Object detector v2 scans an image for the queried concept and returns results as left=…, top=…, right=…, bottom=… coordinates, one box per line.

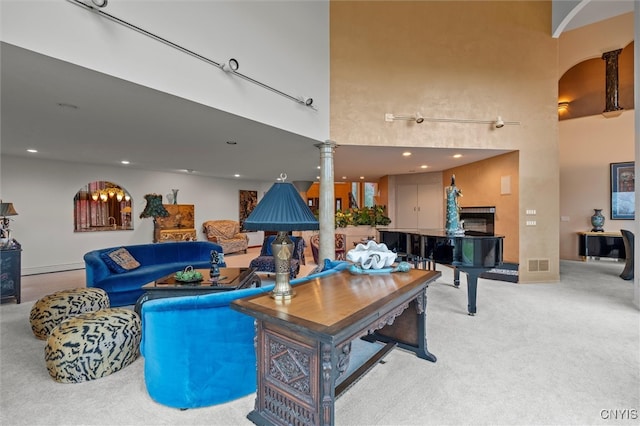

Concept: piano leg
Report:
left=461, top=268, right=485, bottom=316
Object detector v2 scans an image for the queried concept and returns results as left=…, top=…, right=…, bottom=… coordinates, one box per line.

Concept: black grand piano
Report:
left=378, top=228, right=504, bottom=315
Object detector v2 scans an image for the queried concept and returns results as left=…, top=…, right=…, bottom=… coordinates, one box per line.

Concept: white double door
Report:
left=396, top=183, right=442, bottom=229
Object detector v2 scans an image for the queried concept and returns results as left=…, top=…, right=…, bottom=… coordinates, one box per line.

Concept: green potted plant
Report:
left=335, top=205, right=391, bottom=227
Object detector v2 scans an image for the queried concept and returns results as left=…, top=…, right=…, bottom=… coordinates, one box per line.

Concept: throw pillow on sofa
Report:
left=100, top=248, right=141, bottom=274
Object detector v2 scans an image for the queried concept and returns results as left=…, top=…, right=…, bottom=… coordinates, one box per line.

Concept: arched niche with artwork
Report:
left=74, top=181, right=134, bottom=232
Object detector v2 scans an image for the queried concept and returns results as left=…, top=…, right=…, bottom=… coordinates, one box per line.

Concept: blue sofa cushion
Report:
left=100, top=247, right=141, bottom=273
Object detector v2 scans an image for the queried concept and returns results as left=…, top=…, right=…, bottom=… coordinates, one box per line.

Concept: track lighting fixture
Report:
left=386, top=113, right=519, bottom=128
left=298, top=96, right=313, bottom=106
left=87, top=0, right=107, bottom=7
left=221, top=58, right=239, bottom=72
left=67, top=0, right=316, bottom=110
left=385, top=113, right=418, bottom=122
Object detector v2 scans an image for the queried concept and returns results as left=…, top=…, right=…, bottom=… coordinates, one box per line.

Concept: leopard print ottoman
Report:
left=45, top=308, right=141, bottom=383
left=30, top=288, right=110, bottom=340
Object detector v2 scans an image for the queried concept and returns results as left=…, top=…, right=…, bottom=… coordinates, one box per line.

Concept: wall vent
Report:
left=528, top=259, right=550, bottom=272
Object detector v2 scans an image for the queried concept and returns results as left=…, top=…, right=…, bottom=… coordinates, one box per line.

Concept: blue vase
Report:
left=591, top=209, right=605, bottom=232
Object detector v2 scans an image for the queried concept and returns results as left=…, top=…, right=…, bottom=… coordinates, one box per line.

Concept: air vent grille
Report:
left=528, top=259, right=550, bottom=272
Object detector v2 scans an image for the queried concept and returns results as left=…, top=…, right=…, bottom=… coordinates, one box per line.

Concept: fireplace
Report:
left=460, top=206, right=495, bottom=234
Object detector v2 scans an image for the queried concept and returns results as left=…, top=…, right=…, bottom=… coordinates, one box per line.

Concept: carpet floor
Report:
left=1, top=260, right=638, bottom=425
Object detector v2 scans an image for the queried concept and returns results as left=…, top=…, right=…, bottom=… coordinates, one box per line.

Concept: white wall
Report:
left=2, top=155, right=271, bottom=274
left=0, top=0, right=329, bottom=142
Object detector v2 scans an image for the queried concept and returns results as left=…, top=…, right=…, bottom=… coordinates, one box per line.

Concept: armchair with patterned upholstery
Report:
left=249, top=235, right=306, bottom=279
left=310, top=233, right=346, bottom=265
left=202, top=220, right=249, bottom=255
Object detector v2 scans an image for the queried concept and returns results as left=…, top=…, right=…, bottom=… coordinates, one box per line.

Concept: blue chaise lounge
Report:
left=139, top=259, right=351, bottom=409
left=83, top=241, right=225, bottom=307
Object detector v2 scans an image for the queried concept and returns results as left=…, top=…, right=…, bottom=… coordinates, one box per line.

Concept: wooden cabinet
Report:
left=1, top=241, right=22, bottom=304
left=396, top=183, right=442, bottom=229
left=577, top=231, right=625, bottom=260
left=155, top=204, right=197, bottom=242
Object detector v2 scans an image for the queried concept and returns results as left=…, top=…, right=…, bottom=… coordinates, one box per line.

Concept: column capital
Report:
left=314, top=140, right=338, bottom=149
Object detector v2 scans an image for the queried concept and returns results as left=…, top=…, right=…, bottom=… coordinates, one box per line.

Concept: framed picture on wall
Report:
left=610, top=162, right=635, bottom=220
left=239, top=190, right=258, bottom=231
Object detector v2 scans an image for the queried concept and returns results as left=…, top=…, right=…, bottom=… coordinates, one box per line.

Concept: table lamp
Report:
left=0, top=201, right=18, bottom=243
left=243, top=175, right=319, bottom=300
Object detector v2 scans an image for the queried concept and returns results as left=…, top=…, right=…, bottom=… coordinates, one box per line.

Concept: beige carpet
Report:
left=1, top=260, right=638, bottom=425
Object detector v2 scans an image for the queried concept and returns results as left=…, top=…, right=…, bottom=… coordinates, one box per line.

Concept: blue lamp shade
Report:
left=243, top=182, right=319, bottom=232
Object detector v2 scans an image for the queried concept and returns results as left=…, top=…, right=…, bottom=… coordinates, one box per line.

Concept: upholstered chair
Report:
left=249, top=235, right=306, bottom=279
left=310, top=233, right=346, bottom=265
left=202, top=220, right=248, bottom=254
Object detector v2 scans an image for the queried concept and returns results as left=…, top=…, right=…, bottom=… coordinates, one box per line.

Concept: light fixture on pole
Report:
left=385, top=113, right=520, bottom=128
left=298, top=96, right=314, bottom=107
left=243, top=174, right=319, bottom=301
left=222, top=58, right=239, bottom=72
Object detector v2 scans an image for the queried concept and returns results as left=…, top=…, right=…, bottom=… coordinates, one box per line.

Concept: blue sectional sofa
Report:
left=139, top=259, right=351, bottom=410
left=83, top=241, right=225, bottom=307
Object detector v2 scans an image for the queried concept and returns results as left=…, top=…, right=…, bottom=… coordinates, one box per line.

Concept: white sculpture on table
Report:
left=346, top=240, right=396, bottom=270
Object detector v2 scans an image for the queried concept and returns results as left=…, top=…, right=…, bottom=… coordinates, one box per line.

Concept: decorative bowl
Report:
left=175, top=266, right=203, bottom=283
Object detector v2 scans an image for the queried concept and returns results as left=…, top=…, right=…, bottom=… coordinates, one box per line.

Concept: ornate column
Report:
left=601, top=48, right=624, bottom=118
left=315, top=140, right=337, bottom=263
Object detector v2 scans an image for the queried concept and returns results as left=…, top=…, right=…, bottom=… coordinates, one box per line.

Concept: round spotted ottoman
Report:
left=30, top=288, right=110, bottom=340
left=45, top=308, right=141, bottom=383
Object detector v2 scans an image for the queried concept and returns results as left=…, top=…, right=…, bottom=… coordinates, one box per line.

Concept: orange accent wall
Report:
left=443, top=152, right=520, bottom=264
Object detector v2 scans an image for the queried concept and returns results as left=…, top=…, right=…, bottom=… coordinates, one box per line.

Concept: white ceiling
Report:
left=1, top=2, right=631, bottom=183
left=561, top=0, right=634, bottom=32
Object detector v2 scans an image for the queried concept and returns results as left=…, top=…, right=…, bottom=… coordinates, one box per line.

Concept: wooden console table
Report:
left=577, top=231, right=625, bottom=261
left=232, top=268, right=441, bottom=426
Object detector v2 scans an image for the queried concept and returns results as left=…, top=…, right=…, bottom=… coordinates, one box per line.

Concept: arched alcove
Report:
left=558, top=41, right=634, bottom=120
left=74, top=181, right=134, bottom=232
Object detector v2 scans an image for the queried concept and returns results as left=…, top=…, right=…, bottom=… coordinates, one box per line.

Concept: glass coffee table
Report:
left=134, top=267, right=260, bottom=314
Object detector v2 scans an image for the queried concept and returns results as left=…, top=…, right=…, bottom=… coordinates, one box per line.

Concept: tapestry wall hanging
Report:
left=239, top=190, right=258, bottom=231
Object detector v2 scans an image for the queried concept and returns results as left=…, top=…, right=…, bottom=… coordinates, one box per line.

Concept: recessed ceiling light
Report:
left=453, top=154, right=462, bottom=158
left=316, top=176, right=320, bottom=180
left=402, top=152, right=412, bottom=157
left=360, top=176, right=365, bottom=180
left=317, top=166, right=321, bottom=169
left=342, top=176, right=347, bottom=180
left=27, top=149, right=38, bottom=153
left=121, top=160, right=130, bottom=165
left=226, top=141, right=237, bottom=145
left=234, top=174, right=240, bottom=178
left=420, top=165, right=428, bottom=169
